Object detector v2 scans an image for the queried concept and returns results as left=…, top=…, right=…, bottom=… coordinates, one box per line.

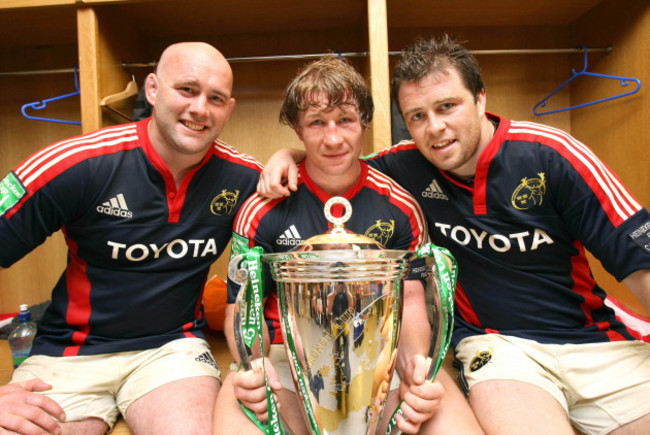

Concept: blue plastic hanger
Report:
left=21, top=66, right=81, bottom=125
left=533, top=46, right=641, bottom=116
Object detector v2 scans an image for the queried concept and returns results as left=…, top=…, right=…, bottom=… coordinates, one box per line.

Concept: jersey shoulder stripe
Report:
left=508, top=120, right=641, bottom=226
left=16, top=124, right=139, bottom=188
left=233, top=193, right=280, bottom=238
left=366, top=166, right=428, bottom=248
left=363, top=140, right=417, bottom=159
left=213, top=140, right=263, bottom=172
left=7, top=124, right=140, bottom=219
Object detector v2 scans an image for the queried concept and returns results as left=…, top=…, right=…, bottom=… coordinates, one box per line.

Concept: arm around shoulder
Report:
left=257, top=148, right=305, bottom=198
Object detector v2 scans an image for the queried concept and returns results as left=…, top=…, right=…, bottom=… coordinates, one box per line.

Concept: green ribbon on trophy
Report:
left=237, top=246, right=285, bottom=435
left=383, top=243, right=457, bottom=435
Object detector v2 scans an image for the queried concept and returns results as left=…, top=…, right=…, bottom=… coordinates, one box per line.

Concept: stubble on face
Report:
left=297, top=99, right=364, bottom=196
left=147, top=42, right=234, bottom=164
left=399, top=69, right=489, bottom=180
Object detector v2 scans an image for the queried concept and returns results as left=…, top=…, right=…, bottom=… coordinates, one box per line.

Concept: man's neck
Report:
left=148, top=120, right=206, bottom=188
left=305, top=161, right=361, bottom=197
left=447, top=114, right=496, bottom=184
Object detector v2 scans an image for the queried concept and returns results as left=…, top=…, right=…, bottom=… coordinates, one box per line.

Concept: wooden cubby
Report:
left=1, top=0, right=649, bottom=317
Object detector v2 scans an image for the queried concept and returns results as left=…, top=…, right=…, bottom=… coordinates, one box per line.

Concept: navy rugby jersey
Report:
left=227, top=161, right=428, bottom=344
left=365, top=113, right=650, bottom=347
left=0, top=119, right=262, bottom=356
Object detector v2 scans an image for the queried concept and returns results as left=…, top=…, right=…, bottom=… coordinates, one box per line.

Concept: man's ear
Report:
left=476, top=88, right=487, bottom=117
left=144, top=73, right=158, bottom=106
left=294, top=127, right=304, bottom=142
left=224, top=98, right=236, bottom=122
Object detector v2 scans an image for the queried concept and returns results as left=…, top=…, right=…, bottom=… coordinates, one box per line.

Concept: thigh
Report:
left=419, top=368, right=483, bottom=434
left=12, top=354, right=120, bottom=430
left=562, top=340, right=650, bottom=435
left=455, top=334, right=568, bottom=409
left=470, top=379, right=574, bottom=435
left=456, top=334, right=575, bottom=435
left=117, top=338, right=221, bottom=435
left=116, top=338, right=221, bottom=414
left=125, top=376, right=219, bottom=435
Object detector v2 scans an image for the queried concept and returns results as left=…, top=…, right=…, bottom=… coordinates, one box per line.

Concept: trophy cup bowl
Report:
left=231, top=197, right=455, bottom=435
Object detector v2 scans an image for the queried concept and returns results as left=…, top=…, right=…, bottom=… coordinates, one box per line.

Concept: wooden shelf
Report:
left=387, top=0, right=604, bottom=28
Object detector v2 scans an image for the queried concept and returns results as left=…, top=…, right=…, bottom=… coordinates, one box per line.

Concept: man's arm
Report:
left=396, top=280, right=430, bottom=377
left=622, top=269, right=650, bottom=316
left=258, top=148, right=305, bottom=198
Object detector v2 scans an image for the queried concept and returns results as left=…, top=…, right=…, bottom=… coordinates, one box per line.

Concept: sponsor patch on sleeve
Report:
left=628, top=220, right=650, bottom=254
left=0, top=172, right=26, bottom=217
left=230, top=232, right=250, bottom=259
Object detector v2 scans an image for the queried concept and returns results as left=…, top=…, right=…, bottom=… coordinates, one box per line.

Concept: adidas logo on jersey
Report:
left=422, top=179, right=448, bottom=200
left=97, top=193, right=133, bottom=218
left=277, top=224, right=302, bottom=246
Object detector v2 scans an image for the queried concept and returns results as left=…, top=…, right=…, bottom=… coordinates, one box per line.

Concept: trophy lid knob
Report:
left=324, top=196, right=352, bottom=230
left=293, top=196, right=384, bottom=251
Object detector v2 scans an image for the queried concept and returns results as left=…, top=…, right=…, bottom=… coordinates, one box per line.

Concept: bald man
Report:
left=0, top=42, right=263, bottom=434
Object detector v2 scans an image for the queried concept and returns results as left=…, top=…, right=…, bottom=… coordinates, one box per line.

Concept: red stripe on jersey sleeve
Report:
left=509, top=122, right=641, bottom=227
left=8, top=125, right=140, bottom=220
left=213, top=140, right=264, bottom=172
left=364, top=141, right=419, bottom=159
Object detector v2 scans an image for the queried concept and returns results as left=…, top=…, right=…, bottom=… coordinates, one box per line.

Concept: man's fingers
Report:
left=260, top=360, right=283, bottom=392
left=0, top=383, right=65, bottom=435
left=19, top=378, right=53, bottom=393
left=395, top=412, right=421, bottom=435
left=410, top=354, right=432, bottom=385
left=23, top=392, right=66, bottom=423
left=286, top=163, right=298, bottom=192
left=0, top=407, right=63, bottom=435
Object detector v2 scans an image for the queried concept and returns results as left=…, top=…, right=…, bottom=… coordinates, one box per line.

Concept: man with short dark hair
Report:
left=260, top=35, right=650, bottom=435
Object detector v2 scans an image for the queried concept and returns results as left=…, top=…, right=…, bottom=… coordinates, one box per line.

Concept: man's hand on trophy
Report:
left=232, top=357, right=283, bottom=422
left=397, top=354, right=444, bottom=434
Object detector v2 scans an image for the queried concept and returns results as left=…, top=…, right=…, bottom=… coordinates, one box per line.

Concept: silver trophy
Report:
left=230, top=197, right=456, bottom=435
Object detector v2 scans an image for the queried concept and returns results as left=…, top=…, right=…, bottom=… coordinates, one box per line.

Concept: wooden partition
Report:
left=571, top=0, right=650, bottom=314
left=0, top=0, right=648, bottom=316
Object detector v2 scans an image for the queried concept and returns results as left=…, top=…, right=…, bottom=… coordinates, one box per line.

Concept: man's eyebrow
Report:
left=174, top=79, right=230, bottom=99
left=402, top=105, right=424, bottom=117
left=403, top=97, right=456, bottom=115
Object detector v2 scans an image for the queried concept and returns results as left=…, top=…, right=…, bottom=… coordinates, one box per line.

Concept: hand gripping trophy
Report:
left=229, top=197, right=457, bottom=434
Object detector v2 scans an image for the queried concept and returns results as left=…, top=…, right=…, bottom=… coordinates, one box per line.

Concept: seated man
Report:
left=0, top=42, right=262, bottom=434
left=258, top=35, right=650, bottom=435
left=213, top=56, right=483, bottom=434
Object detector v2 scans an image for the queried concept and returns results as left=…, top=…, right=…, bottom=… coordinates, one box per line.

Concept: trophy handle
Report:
left=229, top=254, right=253, bottom=371
left=384, top=243, right=457, bottom=435
left=421, top=245, right=456, bottom=382
left=228, top=251, right=288, bottom=435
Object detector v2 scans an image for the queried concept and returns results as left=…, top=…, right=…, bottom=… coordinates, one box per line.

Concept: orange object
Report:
left=203, top=275, right=228, bottom=331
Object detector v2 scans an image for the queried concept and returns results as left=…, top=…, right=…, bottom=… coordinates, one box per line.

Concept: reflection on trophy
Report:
left=231, top=197, right=456, bottom=435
